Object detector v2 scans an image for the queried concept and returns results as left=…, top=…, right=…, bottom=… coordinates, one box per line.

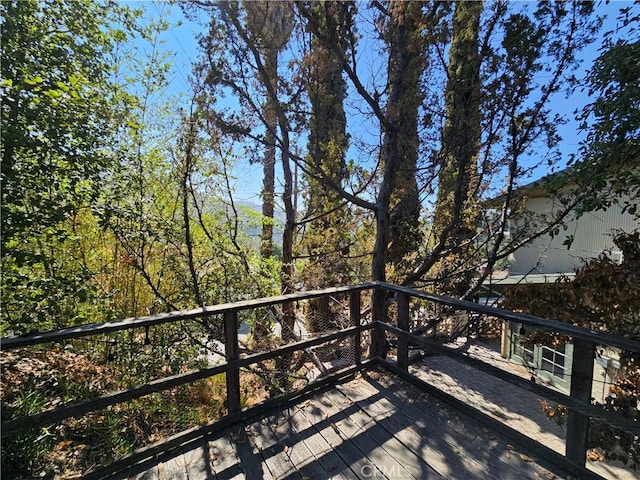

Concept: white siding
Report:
left=509, top=194, right=638, bottom=275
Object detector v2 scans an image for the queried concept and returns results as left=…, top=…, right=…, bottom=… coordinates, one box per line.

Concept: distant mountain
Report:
left=233, top=200, right=285, bottom=246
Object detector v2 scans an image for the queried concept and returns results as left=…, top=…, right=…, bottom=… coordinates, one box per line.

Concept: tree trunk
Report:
left=384, top=1, right=425, bottom=280
left=261, top=53, right=277, bottom=259
left=432, top=1, right=482, bottom=297
left=370, top=1, right=426, bottom=357
left=302, top=1, right=350, bottom=332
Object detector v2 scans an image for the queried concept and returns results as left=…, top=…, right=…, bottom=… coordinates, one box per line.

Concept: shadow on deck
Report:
left=2, top=282, right=639, bottom=479
left=120, top=369, right=565, bottom=480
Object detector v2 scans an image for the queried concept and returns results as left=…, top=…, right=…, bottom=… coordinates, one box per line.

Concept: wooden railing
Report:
left=2, top=282, right=639, bottom=480
left=376, top=282, right=640, bottom=479
left=2, top=284, right=377, bottom=479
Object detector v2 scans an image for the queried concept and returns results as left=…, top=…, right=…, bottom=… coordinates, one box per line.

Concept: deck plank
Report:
left=128, top=463, right=159, bottom=480
left=227, top=423, right=267, bottom=479
left=181, top=437, right=211, bottom=479
left=122, top=370, right=580, bottom=480
left=207, top=428, right=246, bottom=480
left=295, top=391, right=380, bottom=477
left=321, top=387, right=442, bottom=479
left=245, top=415, right=301, bottom=480
left=361, top=371, right=561, bottom=480
left=264, top=406, right=335, bottom=480
left=338, top=375, right=504, bottom=479
left=336, top=377, right=482, bottom=479
left=157, top=447, right=188, bottom=480
left=304, top=386, right=436, bottom=479
left=284, top=399, right=355, bottom=480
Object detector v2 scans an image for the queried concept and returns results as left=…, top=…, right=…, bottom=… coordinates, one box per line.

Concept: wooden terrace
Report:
left=116, top=370, right=575, bottom=480
left=2, top=282, right=639, bottom=479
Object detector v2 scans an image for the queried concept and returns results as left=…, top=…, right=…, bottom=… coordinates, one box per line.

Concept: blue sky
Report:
left=138, top=0, right=636, bottom=204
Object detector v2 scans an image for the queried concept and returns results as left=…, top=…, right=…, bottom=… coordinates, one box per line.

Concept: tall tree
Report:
left=407, top=2, right=599, bottom=300
left=382, top=1, right=426, bottom=279
left=298, top=1, right=442, bottom=289
left=190, top=1, right=601, bottom=354
left=298, top=1, right=435, bottom=356
left=296, top=2, right=600, bottom=361
left=431, top=1, right=482, bottom=297
left=298, top=1, right=352, bottom=330
left=190, top=1, right=301, bottom=350
left=244, top=1, right=294, bottom=259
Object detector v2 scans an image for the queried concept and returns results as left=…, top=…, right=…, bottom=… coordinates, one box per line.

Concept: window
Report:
left=540, top=344, right=566, bottom=379
left=509, top=322, right=572, bottom=393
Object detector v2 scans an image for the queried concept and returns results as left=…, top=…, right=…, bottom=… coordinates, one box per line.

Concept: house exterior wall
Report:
left=499, top=181, right=636, bottom=403
left=509, top=194, right=637, bottom=275
left=502, top=321, right=624, bottom=402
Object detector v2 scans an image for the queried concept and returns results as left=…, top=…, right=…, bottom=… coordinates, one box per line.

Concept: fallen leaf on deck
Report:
left=519, top=453, right=533, bottom=462
left=587, top=449, right=605, bottom=462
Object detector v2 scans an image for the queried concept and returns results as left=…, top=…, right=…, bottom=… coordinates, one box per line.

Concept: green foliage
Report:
left=1, top=0, right=130, bottom=243
left=570, top=7, right=640, bottom=217
left=0, top=423, right=55, bottom=479
left=501, top=231, right=640, bottom=468
left=0, top=0, right=139, bottom=333
left=1, top=2, right=282, bottom=477
left=1, top=0, right=275, bottom=334
left=106, top=106, right=283, bottom=315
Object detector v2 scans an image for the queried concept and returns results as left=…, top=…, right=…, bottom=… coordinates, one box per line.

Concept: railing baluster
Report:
left=397, top=293, right=409, bottom=372
left=350, top=290, right=361, bottom=365
left=224, top=310, right=241, bottom=414
left=566, top=337, right=595, bottom=467
left=370, top=286, right=388, bottom=358
left=4, top=281, right=639, bottom=480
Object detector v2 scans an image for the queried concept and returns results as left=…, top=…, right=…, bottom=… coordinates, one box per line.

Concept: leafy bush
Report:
left=501, top=231, right=640, bottom=469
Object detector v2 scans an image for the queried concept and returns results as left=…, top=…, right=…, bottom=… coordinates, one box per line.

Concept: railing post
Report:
left=397, top=293, right=409, bottom=372
left=224, top=311, right=241, bottom=414
left=370, top=286, right=388, bottom=358
left=566, top=337, right=595, bottom=466
left=350, top=290, right=362, bottom=366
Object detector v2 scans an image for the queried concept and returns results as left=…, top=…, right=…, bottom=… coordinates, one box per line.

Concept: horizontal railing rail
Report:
left=82, top=361, right=375, bottom=480
left=376, top=282, right=640, bottom=476
left=380, top=322, right=640, bottom=437
left=0, top=324, right=372, bottom=437
left=378, top=282, right=640, bottom=352
left=5, top=281, right=637, bottom=353
left=2, top=281, right=638, bottom=479
left=0, top=283, right=376, bottom=350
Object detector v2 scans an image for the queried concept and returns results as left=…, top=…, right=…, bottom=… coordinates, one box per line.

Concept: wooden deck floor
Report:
left=118, top=370, right=572, bottom=480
